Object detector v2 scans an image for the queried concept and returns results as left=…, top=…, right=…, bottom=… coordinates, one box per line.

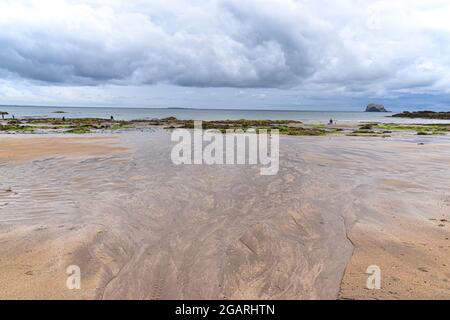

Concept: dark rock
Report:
left=365, top=104, right=388, bottom=112
left=392, top=111, right=450, bottom=120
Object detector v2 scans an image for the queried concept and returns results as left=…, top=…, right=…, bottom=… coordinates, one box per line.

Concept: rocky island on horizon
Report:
left=365, top=103, right=389, bottom=112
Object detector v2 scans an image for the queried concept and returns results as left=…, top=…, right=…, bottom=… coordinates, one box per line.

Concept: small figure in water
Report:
left=329, top=118, right=334, bottom=125
left=111, top=115, right=114, bottom=121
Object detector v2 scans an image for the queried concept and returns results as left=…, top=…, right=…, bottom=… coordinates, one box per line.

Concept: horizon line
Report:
left=0, top=104, right=399, bottom=113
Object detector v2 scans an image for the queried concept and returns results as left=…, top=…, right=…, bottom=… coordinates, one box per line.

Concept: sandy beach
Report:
left=0, top=130, right=449, bottom=299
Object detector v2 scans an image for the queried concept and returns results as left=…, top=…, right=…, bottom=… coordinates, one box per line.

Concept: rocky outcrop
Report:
left=392, top=111, right=450, bottom=120
left=365, top=104, right=388, bottom=112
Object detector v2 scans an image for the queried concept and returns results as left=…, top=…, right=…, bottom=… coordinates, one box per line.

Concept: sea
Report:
left=1, top=105, right=449, bottom=124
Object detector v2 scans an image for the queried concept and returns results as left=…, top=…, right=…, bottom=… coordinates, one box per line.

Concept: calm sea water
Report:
left=1, top=106, right=449, bottom=124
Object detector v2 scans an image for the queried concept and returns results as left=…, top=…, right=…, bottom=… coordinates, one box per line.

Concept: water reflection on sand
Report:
left=0, top=130, right=449, bottom=299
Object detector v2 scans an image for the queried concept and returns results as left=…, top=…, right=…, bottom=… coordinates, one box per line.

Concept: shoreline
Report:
left=1, top=117, right=449, bottom=138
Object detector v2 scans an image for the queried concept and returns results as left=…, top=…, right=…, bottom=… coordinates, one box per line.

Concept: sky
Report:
left=1, top=0, right=450, bottom=111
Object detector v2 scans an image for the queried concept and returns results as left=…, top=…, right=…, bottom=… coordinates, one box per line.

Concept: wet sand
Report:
left=0, top=132, right=449, bottom=299
left=0, top=136, right=126, bottom=162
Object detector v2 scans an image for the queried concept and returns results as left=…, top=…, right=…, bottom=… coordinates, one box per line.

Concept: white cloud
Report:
left=0, top=0, right=450, bottom=107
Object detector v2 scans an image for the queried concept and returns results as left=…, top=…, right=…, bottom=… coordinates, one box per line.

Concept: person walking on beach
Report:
left=329, top=118, right=334, bottom=125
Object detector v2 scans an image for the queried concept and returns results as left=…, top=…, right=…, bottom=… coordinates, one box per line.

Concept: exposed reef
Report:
left=392, top=111, right=450, bottom=120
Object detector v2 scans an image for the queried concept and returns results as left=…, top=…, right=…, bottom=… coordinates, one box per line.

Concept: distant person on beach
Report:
left=329, top=118, right=333, bottom=125
left=111, top=116, right=114, bottom=121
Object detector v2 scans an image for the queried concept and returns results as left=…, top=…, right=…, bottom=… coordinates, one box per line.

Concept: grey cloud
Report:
left=0, top=0, right=450, bottom=99
left=0, top=0, right=323, bottom=88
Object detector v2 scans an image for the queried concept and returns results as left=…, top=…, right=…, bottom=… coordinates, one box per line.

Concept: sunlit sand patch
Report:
left=0, top=136, right=127, bottom=162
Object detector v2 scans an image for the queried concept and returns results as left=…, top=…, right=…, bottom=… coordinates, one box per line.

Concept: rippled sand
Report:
left=0, top=131, right=449, bottom=299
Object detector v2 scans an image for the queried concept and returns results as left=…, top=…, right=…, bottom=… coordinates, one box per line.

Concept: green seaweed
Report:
left=0, top=125, right=35, bottom=132
left=110, top=123, right=135, bottom=130
left=375, top=123, right=450, bottom=132
left=66, top=127, right=92, bottom=134
left=348, top=129, right=390, bottom=137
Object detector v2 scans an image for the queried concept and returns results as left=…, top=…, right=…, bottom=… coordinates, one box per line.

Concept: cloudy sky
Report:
left=1, top=0, right=450, bottom=111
